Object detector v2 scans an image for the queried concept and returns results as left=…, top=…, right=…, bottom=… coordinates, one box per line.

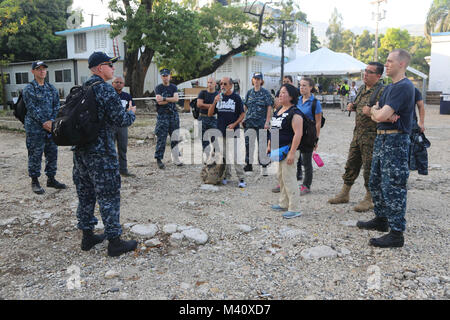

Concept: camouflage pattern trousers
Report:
left=342, top=132, right=376, bottom=189
left=26, top=129, right=58, bottom=178
left=73, top=151, right=122, bottom=240
left=154, top=112, right=180, bottom=160
left=369, top=134, right=410, bottom=232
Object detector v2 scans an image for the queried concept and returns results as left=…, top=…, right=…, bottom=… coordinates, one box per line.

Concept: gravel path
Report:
left=0, top=105, right=448, bottom=300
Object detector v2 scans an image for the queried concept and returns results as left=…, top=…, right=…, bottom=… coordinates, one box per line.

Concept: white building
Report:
left=2, top=6, right=311, bottom=102
left=428, top=32, right=450, bottom=94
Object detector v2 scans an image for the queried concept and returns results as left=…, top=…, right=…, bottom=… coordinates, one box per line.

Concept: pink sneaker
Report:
left=300, top=185, right=310, bottom=196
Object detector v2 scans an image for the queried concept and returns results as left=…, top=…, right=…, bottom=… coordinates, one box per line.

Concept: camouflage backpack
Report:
left=201, top=162, right=226, bottom=185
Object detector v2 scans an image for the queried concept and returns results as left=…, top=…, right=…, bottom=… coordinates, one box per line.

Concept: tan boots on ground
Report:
left=328, top=184, right=351, bottom=204
left=354, top=191, right=374, bottom=212
left=328, top=184, right=374, bottom=212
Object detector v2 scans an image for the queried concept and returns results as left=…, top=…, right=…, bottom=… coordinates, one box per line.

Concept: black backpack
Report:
left=190, top=98, right=199, bottom=119
left=288, top=107, right=318, bottom=151
left=13, top=92, right=27, bottom=124
left=311, top=98, right=325, bottom=128
left=51, top=81, right=102, bottom=146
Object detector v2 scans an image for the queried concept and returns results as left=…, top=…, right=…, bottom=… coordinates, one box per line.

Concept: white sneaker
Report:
left=261, top=166, right=268, bottom=176
left=238, top=180, right=246, bottom=188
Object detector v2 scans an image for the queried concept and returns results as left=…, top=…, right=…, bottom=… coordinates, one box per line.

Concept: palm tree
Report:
left=425, top=0, right=450, bottom=39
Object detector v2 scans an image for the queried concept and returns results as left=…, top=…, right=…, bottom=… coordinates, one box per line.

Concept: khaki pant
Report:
left=278, top=151, right=301, bottom=211
left=340, top=95, right=348, bottom=111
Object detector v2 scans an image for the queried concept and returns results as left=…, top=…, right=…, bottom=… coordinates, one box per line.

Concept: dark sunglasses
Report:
left=220, top=82, right=229, bottom=85
left=364, top=69, right=378, bottom=74
left=100, top=63, right=113, bottom=68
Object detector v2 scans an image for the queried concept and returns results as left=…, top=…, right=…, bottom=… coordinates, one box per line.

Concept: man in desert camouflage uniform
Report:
left=328, top=62, right=385, bottom=212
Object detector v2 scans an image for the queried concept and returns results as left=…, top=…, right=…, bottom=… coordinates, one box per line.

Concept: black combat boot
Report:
left=107, top=237, right=138, bottom=257
left=243, top=164, right=253, bottom=172
left=31, top=177, right=45, bottom=195
left=369, top=230, right=404, bottom=248
left=47, top=177, right=67, bottom=189
left=356, top=216, right=389, bottom=232
left=156, top=159, right=165, bottom=170
left=81, top=230, right=106, bottom=251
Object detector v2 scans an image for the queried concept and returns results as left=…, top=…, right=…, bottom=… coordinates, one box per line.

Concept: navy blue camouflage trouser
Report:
left=154, top=112, right=180, bottom=160
left=369, top=134, right=410, bottom=232
left=198, top=115, right=217, bottom=153
left=73, top=151, right=122, bottom=240
left=26, top=129, right=58, bottom=178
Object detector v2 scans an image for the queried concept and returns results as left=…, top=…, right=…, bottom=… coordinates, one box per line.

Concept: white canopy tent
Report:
left=266, top=47, right=367, bottom=76
left=266, top=47, right=428, bottom=95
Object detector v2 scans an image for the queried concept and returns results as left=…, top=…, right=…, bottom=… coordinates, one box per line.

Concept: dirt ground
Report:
left=0, top=104, right=448, bottom=300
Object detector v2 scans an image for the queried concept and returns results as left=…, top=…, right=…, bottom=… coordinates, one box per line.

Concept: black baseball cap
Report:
left=160, top=68, right=171, bottom=76
left=88, top=52, right=119, bottom=68
left=253, top=72, right=263, bottom=80
left=32, top=61, right=48, bottom=70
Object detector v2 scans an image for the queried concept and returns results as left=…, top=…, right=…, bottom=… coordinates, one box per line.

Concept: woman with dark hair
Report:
left=298, top=77, right=323, bottom=195
left=268, top=84, right=303, bottom=219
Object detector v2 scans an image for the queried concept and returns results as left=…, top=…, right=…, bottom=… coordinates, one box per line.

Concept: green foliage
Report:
left=326, top=8, right=344, bottom=51
left=378, top=28, right=411, bottom=62
left=0, top=0, right=73, bottom=62
left=425, top=0, right=450, bottom=39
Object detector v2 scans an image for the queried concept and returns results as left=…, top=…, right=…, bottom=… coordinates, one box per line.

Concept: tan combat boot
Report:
left=354, top=191, right=374, bottom=212
left=328, top=184, right=351, bottom=204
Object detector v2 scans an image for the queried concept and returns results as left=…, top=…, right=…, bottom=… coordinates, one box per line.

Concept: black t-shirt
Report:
left=155, top=83, right=178, bottom=114
left=270, top=105, right=301, bottom=148
left=197, top=90, right=219, bottom=115
left=214, top=92, right=244, bottom=136
left=413, top=87, right=423, bottom=122
left=377, top=78, right=415, bottom=134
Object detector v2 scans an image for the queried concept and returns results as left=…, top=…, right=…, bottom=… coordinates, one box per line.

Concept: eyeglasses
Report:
left=364, top=69, right=378, bottom=74
left=220, top=82, right=229, bottom=86
left=100, top=63, right=113, bottom=68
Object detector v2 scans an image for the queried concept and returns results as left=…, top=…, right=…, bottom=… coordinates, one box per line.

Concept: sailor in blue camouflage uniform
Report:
left=154, top=68, right=182, bottom=169
left=243, top=72, right=273, bottom=176
left=357, top=49, right=416, bottom=248
left=196, top=77, right=219, bottom=161
left=22, top=61, right=67, bottom=194
left=72, top=52, right=138, bottom=257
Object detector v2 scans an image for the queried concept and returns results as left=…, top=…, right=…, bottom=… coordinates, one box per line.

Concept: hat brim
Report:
left=33, top=64, right=48, bottom=70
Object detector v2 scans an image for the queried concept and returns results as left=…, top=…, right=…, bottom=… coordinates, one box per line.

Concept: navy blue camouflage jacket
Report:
left=22, top=80, right=60, bottom=131
left=75, top=75, right=136, bottom=155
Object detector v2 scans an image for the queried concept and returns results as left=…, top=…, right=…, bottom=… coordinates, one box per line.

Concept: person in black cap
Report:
left=154, top=68, right=182, bottom=169
left=72, top=51, right=138, bottom=257
left=22, top=61, right=67, bottom=194
left=243, top=72, right=273, bottom=176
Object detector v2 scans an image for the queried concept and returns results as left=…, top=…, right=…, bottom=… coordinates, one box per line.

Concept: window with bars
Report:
left=74, top=33, right=87, bottom=53
left=94, top=30, right=107, bottom=49
left=15, top=72, right=29, bottom=84
left=251, top=61, right=262, bottom=73
left=55, top=70, right=71, bottom=83
left=217, top=59, right=232, bottom=73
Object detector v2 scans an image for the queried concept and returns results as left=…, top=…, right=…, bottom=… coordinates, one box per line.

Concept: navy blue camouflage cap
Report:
left=32, top=61, right=48, bottom=70
left=88, top=51, right=119, bottom=68
left=160, top=68, right=171, bottom=76
left=253, top=72, right=263, bottom=80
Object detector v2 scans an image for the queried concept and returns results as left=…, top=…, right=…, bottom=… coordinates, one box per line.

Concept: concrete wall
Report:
left=429, top=33, right=450, bottom=94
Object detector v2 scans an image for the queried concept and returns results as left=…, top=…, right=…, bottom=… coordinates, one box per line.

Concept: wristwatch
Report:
left=163, top=97, right=166, bottom=101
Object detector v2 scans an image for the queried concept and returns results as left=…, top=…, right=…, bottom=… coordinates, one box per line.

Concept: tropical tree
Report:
left=0, top=0, right=73, bottom=62
left=108, top=0, right=308, bottom=97
left=425, top=0, right=450, bottom=39
left=378, top=28, right=410, bottom=62
left=325, top=8, right=344, bottom=51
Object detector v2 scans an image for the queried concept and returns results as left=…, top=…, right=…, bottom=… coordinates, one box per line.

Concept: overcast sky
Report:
left=71, top=0, right=432, bottom=29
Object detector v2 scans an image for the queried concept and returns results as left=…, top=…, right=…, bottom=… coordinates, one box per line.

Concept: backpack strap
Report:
left=369, top=83, right=384, bottom=107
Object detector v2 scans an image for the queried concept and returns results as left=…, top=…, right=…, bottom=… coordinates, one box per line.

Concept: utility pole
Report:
left=88, top=13, right=99, bottom=27
left=371, top=0, right=387, bottom=62
left=273, top=18, right=294, bottom=85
